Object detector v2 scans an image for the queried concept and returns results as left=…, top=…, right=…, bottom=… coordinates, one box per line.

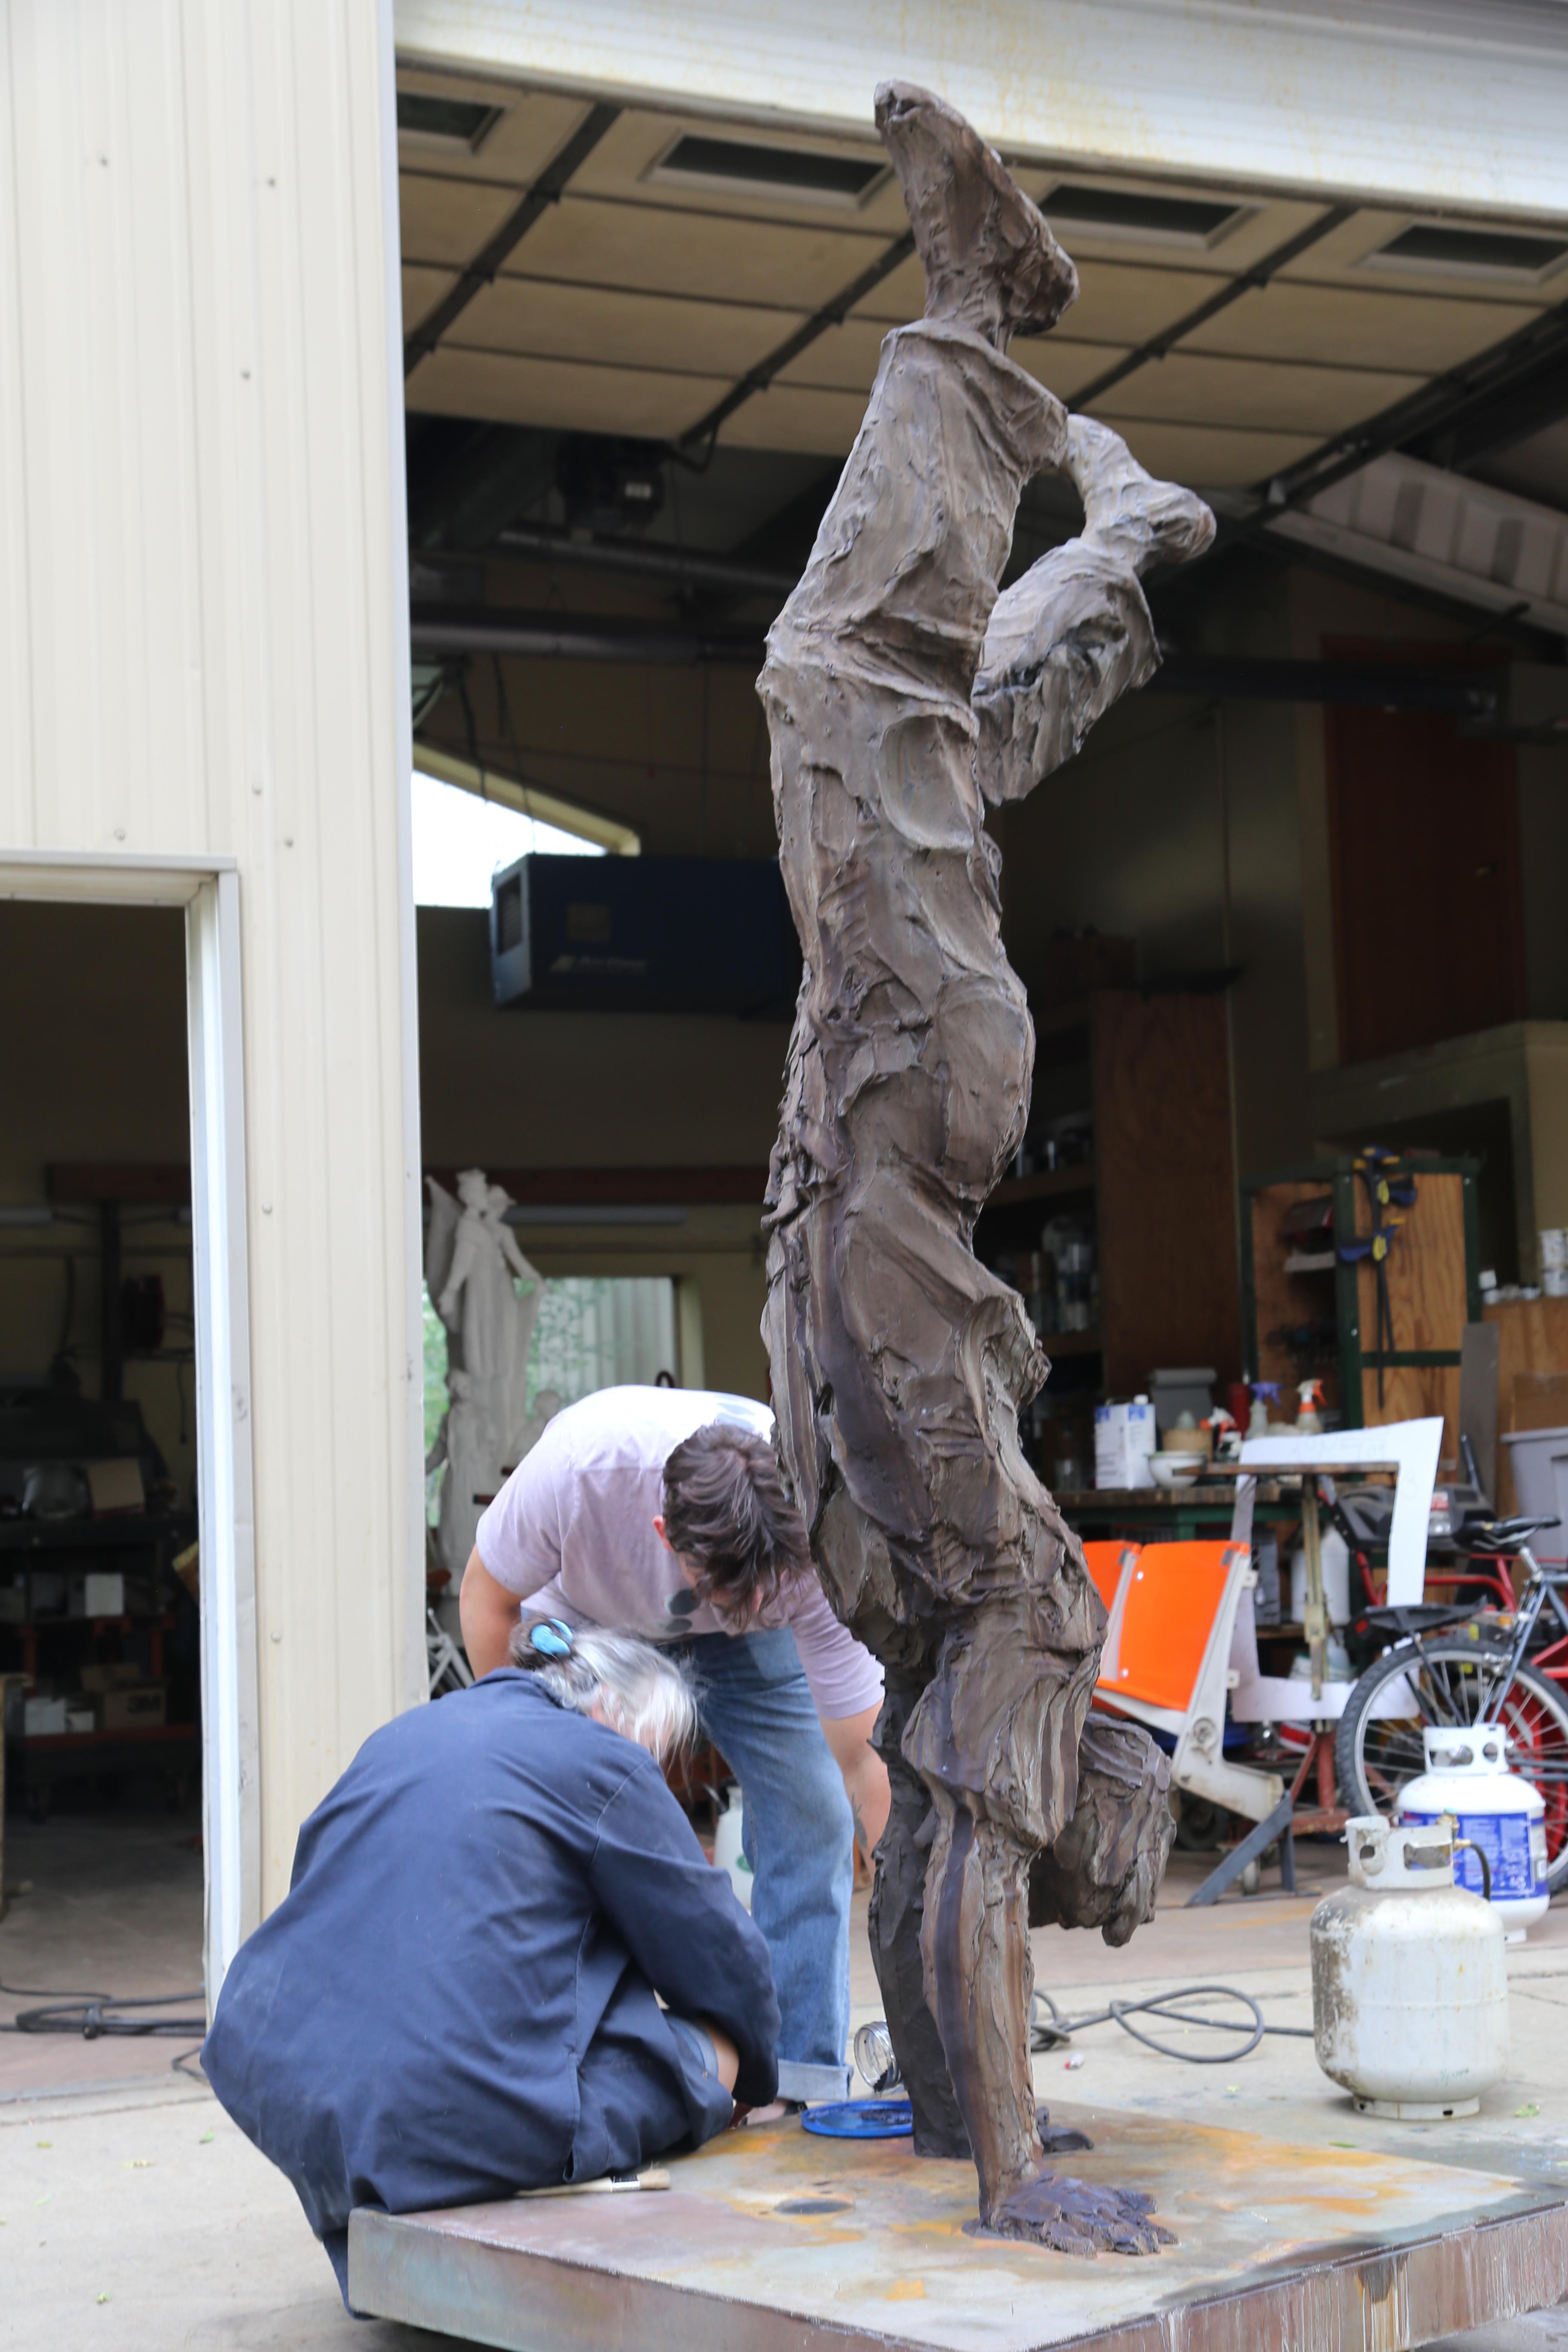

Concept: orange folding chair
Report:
left=1094, top=1541, right=1284, bottom=1831
left=1080, top=1540, right=1139, bottom=1684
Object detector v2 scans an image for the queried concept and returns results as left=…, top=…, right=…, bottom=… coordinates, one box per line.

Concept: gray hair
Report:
left=509, top=1619, right=697, bottom=1765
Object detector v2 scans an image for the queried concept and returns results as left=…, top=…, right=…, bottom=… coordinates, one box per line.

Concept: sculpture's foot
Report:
left=969, top=2172, right=1175, bottom=2257
left=874, top=80, right=1078, bottom=349
left=1066, top=414, right=1216, bottom=572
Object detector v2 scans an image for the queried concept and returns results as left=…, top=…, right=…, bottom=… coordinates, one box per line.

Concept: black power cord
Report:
left=1, top=1978, right=206, bottom=2040
left=1031, top=1984, right=1315, bottom=2066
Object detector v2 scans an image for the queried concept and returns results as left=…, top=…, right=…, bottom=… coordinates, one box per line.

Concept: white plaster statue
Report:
left=424, top=1172, right=561, bottom=1586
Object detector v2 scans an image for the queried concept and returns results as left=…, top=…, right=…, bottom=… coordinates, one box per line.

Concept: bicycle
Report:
left=1333, top=1513, right=1568, bottom=1893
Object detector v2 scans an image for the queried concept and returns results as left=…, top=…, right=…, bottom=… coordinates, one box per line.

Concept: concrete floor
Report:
left=6, top=1822, right=1568, bottom=2349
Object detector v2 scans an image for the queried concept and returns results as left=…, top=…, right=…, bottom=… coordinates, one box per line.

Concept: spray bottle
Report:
left=1297, top=1378, right=1326, bottom=1434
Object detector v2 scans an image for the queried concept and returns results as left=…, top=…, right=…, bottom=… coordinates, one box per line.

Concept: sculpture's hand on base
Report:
left=969, top=2172, right=1175, bottom=2257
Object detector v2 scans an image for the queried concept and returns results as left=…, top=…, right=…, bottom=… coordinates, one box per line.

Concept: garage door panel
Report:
left=718, top=381, right=872, bottom=456
left=454, top=279, right=802, bottom=378
left=513, top=196, right=882, bottom=311
left=406, top=349, right=717, bottom=440
left=1083, top=415, right=1321, bottom=487
left=400, top=173, right=524, bottom=268
left=402, top=265, right=457, bottom=336
left=854, top=256, right=1232, bottom=350
left=1189, top=282, right=1541, bottom=371
left=1099, top=350, right=1424, bottom=435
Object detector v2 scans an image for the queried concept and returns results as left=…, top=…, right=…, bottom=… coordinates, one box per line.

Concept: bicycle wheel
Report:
left=1334, top=1637, right=1568, bottom=1893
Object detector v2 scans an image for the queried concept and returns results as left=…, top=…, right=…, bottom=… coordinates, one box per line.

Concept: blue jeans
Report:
left=675, top=1628, right=854, bottom=2104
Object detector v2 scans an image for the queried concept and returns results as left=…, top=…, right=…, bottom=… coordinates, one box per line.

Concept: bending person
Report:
left=202, top=1620, right=777, bottom=2312
left=460, top=1383, right=889, bottom=2110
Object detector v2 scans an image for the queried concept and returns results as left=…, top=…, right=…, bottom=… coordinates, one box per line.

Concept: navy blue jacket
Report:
left=202, top=1672, right=778, bottom=2239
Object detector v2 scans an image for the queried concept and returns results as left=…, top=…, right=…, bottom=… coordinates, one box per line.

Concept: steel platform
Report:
left=348, top=2103, right=1568, bottom=2352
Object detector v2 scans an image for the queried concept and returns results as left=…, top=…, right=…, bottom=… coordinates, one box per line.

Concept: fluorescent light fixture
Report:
left=1370, top=221, right=1568, bottom=281
left=396, top=90, right=503, bottom=152
left=652, top=134, right=885, bottom=206
left=1040, top=184, right=1245, bottom=245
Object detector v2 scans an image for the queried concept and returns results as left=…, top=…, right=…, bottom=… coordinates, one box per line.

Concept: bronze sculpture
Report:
left=761, top=83, right=1215, bottom=2255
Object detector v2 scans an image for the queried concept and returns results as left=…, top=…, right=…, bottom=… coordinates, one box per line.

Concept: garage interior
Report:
left=395, top=63, right=1568, bottom=1467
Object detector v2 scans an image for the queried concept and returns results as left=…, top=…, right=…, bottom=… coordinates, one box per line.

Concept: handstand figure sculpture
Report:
left=761, top=84, right=1216, bottom=2255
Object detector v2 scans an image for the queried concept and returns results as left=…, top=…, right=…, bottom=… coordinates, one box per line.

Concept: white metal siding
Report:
left=0, top=0, right=423, bottom=1909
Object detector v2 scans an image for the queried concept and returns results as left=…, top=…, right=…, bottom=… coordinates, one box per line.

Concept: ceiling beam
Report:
left=407, top=603, right=1514, bottom=714
left=677, top=232, right=913, bottom=452
left=1070, top=205, right=1354, bottom=413
left=403, top=102, right=620, bottom=376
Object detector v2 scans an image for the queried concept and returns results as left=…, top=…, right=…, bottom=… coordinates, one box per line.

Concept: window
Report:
left=411, top=770, right=604, bottom=908
left=1039, top=184, right=1244, bottom=245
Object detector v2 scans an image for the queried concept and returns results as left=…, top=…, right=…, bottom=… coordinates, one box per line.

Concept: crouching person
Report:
left=202, top=1618, right=778, bottom=2311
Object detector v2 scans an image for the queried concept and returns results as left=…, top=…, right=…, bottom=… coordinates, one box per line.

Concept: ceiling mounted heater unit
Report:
left=490, top=855, right=802, bottom=1017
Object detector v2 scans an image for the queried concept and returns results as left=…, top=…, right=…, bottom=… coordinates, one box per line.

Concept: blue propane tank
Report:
left=1396, top=1724, right=1548, bottom=1939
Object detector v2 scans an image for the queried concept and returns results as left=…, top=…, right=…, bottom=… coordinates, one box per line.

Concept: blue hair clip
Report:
left=529, top=1617, right=575, bottom=1660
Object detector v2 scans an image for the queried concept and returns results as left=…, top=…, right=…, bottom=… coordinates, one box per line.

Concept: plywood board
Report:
left=1186, top=281, right=1541, bottom=371
left=399, top=172, right=528, bottom=268
left=349, top=2106, right=1568, bottom=2352
left=514, top=195, right=879, bottom=310
left=456, top=278, right=801, bottom=378
left=405, top=347, right=717, bottom=439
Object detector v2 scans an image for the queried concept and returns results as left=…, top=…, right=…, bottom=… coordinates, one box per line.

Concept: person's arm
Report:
left=821, top=1703, right=891, bottom=1852
left=588, top=1760, right=780, bottom=2109
left=459, top=1548, right=527, bottom=1678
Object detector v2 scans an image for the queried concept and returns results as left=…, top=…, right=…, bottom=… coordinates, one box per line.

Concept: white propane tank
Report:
left=1311, top=1815, right=1507, bottom=2119
left=1397, top=1724, right=1549, bottom=1940
left=712, top=1784, right=754, bottom=1910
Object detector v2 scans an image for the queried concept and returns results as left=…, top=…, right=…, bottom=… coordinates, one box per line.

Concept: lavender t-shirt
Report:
left=473, top=1386, right=883, bottom=1722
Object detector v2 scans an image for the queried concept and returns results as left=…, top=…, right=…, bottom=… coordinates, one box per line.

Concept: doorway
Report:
left=0, top=859, right=256, bottom=2098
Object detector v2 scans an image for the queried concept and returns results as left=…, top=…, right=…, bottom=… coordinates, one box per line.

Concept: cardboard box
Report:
left=80, top=1571, right=126, bottom=1617
left=85, top=1458, right=145, bottom=1516
left=80, top=1661, right=144, bottom=1694
left=23, top=1696, right=69, bottom=1737
left=100, top=1685, right=166, bottom=1732
left=1094, top=1398, right=1158, bottom=1491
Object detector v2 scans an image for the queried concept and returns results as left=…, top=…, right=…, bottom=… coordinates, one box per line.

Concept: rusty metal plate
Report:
left=348, top=2103, right=1568, bottom=2352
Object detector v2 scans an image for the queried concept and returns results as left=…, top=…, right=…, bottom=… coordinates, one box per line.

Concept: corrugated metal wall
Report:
left=0, top=0, right=423, bottom=1908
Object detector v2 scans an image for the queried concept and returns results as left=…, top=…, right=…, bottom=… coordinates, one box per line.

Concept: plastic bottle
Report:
left=1290, top=1527, right=1351, bottom=1627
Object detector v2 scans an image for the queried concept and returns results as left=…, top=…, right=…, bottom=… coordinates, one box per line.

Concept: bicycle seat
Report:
left=1457, top=1513, right=1562, bottom=1553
